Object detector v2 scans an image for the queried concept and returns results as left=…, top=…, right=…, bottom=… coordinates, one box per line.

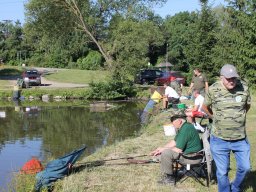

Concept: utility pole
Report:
left=2, top=20, right=12, bottom=38
left=19, top=51, right=22, bottom=65
left=166, top=43, right=169, bottom=71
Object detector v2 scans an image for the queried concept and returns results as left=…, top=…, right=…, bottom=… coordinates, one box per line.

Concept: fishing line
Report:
left=75, top=154, right=149, bottom=165
left=0, top=154, right=153, bottom=174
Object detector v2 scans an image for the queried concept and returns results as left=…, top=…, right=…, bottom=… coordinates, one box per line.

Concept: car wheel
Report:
left=142, top=79, right=148, bottom=85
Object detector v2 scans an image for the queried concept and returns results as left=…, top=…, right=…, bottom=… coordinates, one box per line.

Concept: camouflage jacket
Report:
left=204, top=80, right=251, bottom=140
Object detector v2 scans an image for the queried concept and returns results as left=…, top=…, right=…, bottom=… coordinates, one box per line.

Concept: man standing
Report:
left=162, top=83, right=180, bottom=109
left=151, top=114, right=202, bottom=185
left=189, top=68, right=208, bottom=97
left=202, top=64, right=251, bottom=192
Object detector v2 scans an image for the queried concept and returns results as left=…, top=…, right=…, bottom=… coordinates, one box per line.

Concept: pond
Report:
left=0, top=101, right=145, bottom=190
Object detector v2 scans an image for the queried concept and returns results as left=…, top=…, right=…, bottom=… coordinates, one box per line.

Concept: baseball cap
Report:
left=169, top=109, right=186, bottom=122
left=220, top=64, right=239, bottom=78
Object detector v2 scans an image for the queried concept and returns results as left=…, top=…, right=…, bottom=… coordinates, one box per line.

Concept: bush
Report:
left=78, top=50, right=103, bottom=70
left=87, top=79, right=136, bottom=100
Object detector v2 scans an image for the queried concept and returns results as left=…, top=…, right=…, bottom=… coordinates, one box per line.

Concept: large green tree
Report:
left=163, top=11, right=198, bottom=72
left=108, top=18, right=164, bottom=78
left=24, top=0, right=167, bottom=69
left=183, top=0, right=219, bottom=83
left=0, top=21, right=25, bottom=65
left=212, top=0, right=256, bottom=86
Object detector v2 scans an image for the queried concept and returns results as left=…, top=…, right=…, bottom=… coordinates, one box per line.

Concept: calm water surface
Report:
left=0, top=101, right=145, bottom=189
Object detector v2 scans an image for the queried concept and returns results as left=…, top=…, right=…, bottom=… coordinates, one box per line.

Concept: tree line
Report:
left=0, top=0, right=255, bottom=89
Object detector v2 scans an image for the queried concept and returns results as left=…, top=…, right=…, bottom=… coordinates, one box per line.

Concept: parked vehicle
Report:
left=22, top=69, right=41, bottom=88
left=156, top=71, right=185, bottom=86
left=134, top=69, right=163, bottom=85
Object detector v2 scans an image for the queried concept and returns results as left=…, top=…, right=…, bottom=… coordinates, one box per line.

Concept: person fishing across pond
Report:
left=162, top=82, right=180, bottom=109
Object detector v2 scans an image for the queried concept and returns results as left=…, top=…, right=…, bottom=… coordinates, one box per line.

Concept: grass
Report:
left=11, top=93, right=255, bottom=192
left=0, top=66, right=110, bottom=89
left=57, top=94, right=256, bottom=192
left=43, top=69, right=111, bottom=84
left=0, top=67, right=23, bottom=90
left=0, top=80, right=11, bottom=89
left=0, top=66, right=110, bottom=98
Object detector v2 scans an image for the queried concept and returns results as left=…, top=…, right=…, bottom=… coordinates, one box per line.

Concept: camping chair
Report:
left=173, top=127, right=212, bottom=187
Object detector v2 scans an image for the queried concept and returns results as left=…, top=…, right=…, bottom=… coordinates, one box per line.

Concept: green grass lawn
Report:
left=43, top=69, right=111, bottom=84
left=0, top=79, right=11, bottom=89
left=0, top=66, right=110, bottom=88
left=0, top=67, right=111, bottom=98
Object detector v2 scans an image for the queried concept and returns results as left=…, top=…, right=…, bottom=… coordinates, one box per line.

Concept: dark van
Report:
left=134, top=69, right=163, bottom=85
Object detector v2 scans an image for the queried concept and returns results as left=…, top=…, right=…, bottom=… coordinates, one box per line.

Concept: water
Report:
left=0, top=101, right=145, bottom=189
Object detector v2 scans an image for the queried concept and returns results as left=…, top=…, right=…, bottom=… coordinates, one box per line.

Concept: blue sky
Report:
left=0, top=0, right=226, bottom=24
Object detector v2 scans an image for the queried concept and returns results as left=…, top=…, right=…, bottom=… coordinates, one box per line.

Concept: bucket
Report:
left=151, top=91, right=162, bottom=103
left=163, top=124, right=176, bottom=136
left=177, top=103, right=186, bottom=109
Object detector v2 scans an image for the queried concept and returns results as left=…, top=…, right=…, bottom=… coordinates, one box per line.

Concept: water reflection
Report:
left=0, top=101, right=145, bottom=189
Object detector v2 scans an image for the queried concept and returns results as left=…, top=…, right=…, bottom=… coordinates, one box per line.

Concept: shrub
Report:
left=87, top=79, right=136, bottom=100
left=78, top=50, right=103, bottom=70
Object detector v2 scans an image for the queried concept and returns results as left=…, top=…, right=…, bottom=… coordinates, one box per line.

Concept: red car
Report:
left=22, top=69, right=41, bottom=88
left=156, top=71, right=186, bottom=86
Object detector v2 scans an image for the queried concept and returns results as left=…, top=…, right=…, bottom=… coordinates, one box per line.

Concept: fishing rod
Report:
left=75, top=154, right=159, bottom=166
left=1, top=154, right=157, bottom=174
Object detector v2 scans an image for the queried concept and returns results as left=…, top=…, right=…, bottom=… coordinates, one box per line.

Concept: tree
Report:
left=0, top=21, right=24, bottom=65
left=184, top=0, right=219, bottom=82
left=24, top=0, right=167, bottom=69
left=212, top=0, right=256, bottom=86
left=163, top=11, right=198, bottom=72
left=107, top=18, right=164, bottom=78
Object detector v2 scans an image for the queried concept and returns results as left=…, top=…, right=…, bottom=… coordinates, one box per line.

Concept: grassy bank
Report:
left=60, top=99, right=255, bottom=192
left=11, top=94, right=256, bottom=192
left=0, top=87, right=91, bottom=100
left=43, top=69, right=110, bottom=84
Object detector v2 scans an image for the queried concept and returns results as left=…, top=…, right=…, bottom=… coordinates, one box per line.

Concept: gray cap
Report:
left=220, top=64, right=239, bottom=78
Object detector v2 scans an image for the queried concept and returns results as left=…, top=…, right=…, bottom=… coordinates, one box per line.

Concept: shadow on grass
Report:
left=72, top=161, right=106, bottom=173
left=0, top=68, right=22, bottom=80
left=71, top=157, right=157, bottom=173
left=242, top=170, right=256, bottom=191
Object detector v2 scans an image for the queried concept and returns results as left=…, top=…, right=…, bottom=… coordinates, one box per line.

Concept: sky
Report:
left=0, top=0, right=226, bottom=24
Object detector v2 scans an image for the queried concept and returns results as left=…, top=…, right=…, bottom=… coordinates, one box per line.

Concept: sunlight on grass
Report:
left=0, top=80, right=13, bottom=90
left=44, top=69, right=110, bottom=84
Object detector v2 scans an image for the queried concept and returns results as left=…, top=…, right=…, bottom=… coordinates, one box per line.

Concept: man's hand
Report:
left=150, top=147, right=165, bottom=156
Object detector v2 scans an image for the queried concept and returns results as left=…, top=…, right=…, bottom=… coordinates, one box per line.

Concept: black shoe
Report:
left=157, top=175, right=175, bottom=185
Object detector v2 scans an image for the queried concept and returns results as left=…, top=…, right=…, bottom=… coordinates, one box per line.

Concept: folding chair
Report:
left=173, top=127, right=213, bottom=187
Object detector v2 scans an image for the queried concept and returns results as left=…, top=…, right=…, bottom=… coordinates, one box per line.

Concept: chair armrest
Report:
left=179, top=150, right=204, bottom=160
